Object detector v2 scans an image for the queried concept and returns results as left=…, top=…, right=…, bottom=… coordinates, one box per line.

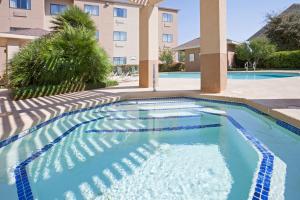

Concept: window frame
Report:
left=113, top=31, right=127, bottom=41
left=50, top=3, right=67, bottom=15
left=189, top=54, right=195, bottom=62
left=84, top=4, right=100, bottom=16
left=162, top=13, right=173, bottom=23
left=113, top=7, right=127, bottom=18
left=162, top=34, right=173, bottom=43
left=113, top=57, right=127, bottom=65
left=9, top=0, right=31, bottom=10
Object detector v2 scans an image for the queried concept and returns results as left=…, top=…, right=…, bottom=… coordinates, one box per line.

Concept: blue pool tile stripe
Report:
left=94, top=106, right=210, bottom=113
left=85, top=123, right=222, bottom=134
left=276, top=120, right=300, bottom=136
left=14, top=116, right=106, bottom=200
left=13, top=119, right=221, bottom=200
left=106, top=115, right=203, bottom=121
left=226, top=115, right=274, bottom=200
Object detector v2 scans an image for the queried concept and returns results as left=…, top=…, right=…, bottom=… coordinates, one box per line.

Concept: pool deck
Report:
left=1, top=72, right=300, bottom=140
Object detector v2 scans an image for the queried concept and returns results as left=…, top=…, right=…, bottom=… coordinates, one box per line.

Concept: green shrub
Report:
left=159, top=62, right=186, bottom=72
left=235, top=38, right=276, bottom=67
left=159, top=48, right=174, bottom=65
left=9, top=6, right=112, bottom=90
left=51, top=6, right=96, bottom=33
left=265, top=50, right=300, bottom=68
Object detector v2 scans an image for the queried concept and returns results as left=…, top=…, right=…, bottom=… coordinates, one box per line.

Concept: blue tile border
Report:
left=1, top=96, right=299, bottom=149
left=12, top=103, right=275, bottom=200
left=9, top=97, right=280, bottom=200
left=85, top=123, right=222, bottom=134
left=13, top=120, right=221, bottom=200
left=226, top=116, right=274, bottom=200
left=14, top=116, right=105, bottom=200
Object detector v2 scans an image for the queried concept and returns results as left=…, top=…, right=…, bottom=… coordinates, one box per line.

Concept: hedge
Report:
left=159, top=62, right=186, bottom=72
left=11, top=80, right=118, bottom=101
left=265, top=50, right=300, bottom=68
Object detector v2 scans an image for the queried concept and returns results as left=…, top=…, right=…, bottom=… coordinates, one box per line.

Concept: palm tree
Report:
left=51, top=5, right=96, bottom=33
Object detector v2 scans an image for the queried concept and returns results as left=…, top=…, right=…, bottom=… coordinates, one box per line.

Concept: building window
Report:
left=114, top=8, right=127, bottom=18
left=162, top=34, right=173, bottom=43
left=10, top=0, right=31, bottom=10
left=162, top=13, right=173, bottom=22
left=113, top=57, right=127, bottom=65
left=50, top=4, right=67, bottom=15
left=113, top=31, right=127, bottom=41
left=96, top=31, right=100, bottom=41
left=189, top=54, right=195, bottom=62
left=84, top=4, right=99, bottom=16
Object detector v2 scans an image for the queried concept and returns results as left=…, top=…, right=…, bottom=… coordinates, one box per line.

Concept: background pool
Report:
left=160, top=72, right=300, bottom=80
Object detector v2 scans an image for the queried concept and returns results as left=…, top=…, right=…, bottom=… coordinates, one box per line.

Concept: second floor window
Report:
left=162, top=13, right=173, bottom=22
left=10, top=0, right=31, bottom=10
left=113, top=31, right=127, bottom=41
left=50, top=4, right=67, bottom=15
left=114, top=8, right=127, bottom=18
left=163, top=34, right=173, bottom=43
left=84, top=5, right=99, bottom=16
left=113, top=57, right=127, bottom=65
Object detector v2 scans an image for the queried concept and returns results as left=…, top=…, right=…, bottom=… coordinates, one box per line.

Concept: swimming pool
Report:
left=0, top=97, right=299, bottom=199
left=160, top=72, right=300, bottom=80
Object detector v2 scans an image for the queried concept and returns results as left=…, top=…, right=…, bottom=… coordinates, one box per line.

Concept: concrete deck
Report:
left=1, top=74, right=300, bottom=141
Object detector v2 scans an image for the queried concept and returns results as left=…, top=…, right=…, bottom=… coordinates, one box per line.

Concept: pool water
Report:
left=0, top=98, right=299, bottom=199
left=160, top=72, right=300, bottom=80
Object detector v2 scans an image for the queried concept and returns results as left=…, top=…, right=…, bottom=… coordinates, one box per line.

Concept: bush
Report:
left=9, top=6, right=112, bottom=92
left=159, top=62, right=186, bottom=72
left=265, top=50, right=300, bottom=68
left=235, top=38, right=276, bottom=67
left=159, top=48, right=174, bottom=65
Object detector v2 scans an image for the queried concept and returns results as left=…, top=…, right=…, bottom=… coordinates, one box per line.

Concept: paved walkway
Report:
left=1, top=74, right=300, bottom=140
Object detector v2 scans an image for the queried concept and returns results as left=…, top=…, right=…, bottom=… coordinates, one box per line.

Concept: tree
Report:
left=51, top=5, right=96, bottom=33
left=250, top=38, right=277, bottom=65
left=235, top=43, right=252, bottom=63
left=235, top=38, right=276, bottom=67
left=10, top=6, right=111, bottom=88
left=265, top=13, right=300, bottom=51
left=159, top=48, right=174, bottom=65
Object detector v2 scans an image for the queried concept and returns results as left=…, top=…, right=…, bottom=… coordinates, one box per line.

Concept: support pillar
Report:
left=139, top=4, right=159, bottom=88
left=200, top=0, right=227, bottom=93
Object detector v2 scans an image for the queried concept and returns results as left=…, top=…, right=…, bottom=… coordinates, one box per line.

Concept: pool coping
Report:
left=8, top=97, right=287, bottom=200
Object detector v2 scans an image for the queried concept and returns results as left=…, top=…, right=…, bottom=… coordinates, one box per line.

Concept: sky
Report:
left=159, top=0, right=299, bottom=44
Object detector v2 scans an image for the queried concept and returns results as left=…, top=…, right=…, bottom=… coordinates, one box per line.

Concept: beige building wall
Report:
left=0, top=0, right=45, bottom=32
left=158, top=8, right=178, bottom=51
left=112, top=4, right=139, bottom=65
left=0, top=1, right=178, bottom=68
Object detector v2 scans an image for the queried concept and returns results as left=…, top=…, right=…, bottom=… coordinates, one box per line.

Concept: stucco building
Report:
left=174, top=37, right=239, bottom=72
left=0, top=0, right=178, bottom=77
